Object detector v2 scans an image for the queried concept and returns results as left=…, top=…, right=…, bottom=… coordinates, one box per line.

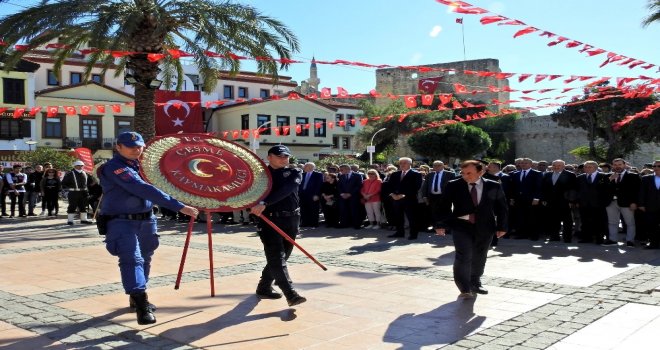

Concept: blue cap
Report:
left=116, top=132, right=145, bottom=147
left=268, top=145, right=292, bottom=156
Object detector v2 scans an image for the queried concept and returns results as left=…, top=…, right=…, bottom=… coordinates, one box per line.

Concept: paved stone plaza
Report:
left=0, top=215, right=659, bottom=349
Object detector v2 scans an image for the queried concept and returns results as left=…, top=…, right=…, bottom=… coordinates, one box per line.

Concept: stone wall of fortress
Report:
left=513, top=115, right=660, bottom=166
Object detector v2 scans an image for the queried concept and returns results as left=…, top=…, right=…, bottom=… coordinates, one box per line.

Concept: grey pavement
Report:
left=0, top=214, right=659, bottom=349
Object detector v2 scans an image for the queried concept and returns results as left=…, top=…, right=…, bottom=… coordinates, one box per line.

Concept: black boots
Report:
left=129, top=292, right=157, bottom=312
left=286, top=290, right=307, bottom=307
left=129, top=292, right=156, bottom=325
left=256, top=280, right=283, bottom=299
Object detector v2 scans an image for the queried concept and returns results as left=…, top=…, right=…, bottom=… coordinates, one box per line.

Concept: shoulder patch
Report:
left=114, top=168, right=126, bottom=175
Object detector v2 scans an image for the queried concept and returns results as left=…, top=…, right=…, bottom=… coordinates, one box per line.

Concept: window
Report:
left=91, top=74, right=103, bottom=84
left=314, top=118, right=326, bottom=137
left=238, top=87, right=248, bottom=98
left=82, top=119, right=99, bottom=139
left=43, top=116, right=64, bottom=138
left=241, top=114, right=250, bottom=130
left=186, top=74, right=201, bottom=90
left=223, top=85, right=234, bottom=99
left=296, top=117, right=309, bottom=137
left=257, top=114, right=271, bottom=135
left=0, top=119, right=25, bottom=139
left=2, top=78, right=25, bottom=104
left=347, top=114, right=355, bottom=128
left=260, top=89, right=270, bottom=98
left=342, top=137, right=350, bottom=150
left=332, top=136, right=339, bottom=149
left=277, top=116, right=290, bottom=135
left=115, top=119, right=132, bottom=136
left=70, top=72, right=82, bottom=84
left=273, top=89, right=283, bottom=95
left=335, top=113, right=344, bottom=122
left=47, top=70, right=59, bottom=86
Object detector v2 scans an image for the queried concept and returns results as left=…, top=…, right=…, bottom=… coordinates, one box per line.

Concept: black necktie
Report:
left=433, top=173, right=441, bottom=193
left=521, top=170, right=527, bottom=181
left=469, top=183, right=477, bottom=224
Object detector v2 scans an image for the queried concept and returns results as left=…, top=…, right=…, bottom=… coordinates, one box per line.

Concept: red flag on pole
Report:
left=456, top=18, right=463, bottom=24
left=155, top=91, right=204, bottom=136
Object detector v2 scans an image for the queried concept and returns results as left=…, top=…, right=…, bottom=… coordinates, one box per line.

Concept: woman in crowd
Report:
left=320, top=172, right=340, bottom=228
left=40, top=168, right=61, bottom=216
left=361, top=169, right=383, bottom=229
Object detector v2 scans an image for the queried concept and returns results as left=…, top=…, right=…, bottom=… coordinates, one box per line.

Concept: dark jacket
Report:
left=510, top=169, right=543, bottom=203
left=388, top=169, right=423, bottom=199
left=421, top=170, right=455, bottom=197
left=299, top=170, right=324, bottom=199
left=576, top=172, right=612, bottom=208
left=638, top=175, right=660, bottom=212
left=541, top=170, right=577, bottom=204
left=337, top=172, right=363, bottom=197
left=608, top=171, right=640, bottom=207
left=436, top=177, right=508, bottom=233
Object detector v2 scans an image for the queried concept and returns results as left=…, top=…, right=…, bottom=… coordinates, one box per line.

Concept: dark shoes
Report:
left=129, top=292, right=156, bottom=325
left=129, top=294, right=157, bottom=312
left=387, top=233, right=404, bottom=238
left=472, top=286, right=489, bottom=295
left=602, top=239, right=618, bottom=246
left=256, top=287, right=283, bottom=299
left=286, top=291, right=307, bottom=307
left=626, top=241, right=635, bottom=247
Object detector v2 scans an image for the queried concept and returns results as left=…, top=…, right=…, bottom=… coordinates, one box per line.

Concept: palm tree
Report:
left=0, top=0, right=299, bottom=141
left=642, top=0, right=660, bottom=27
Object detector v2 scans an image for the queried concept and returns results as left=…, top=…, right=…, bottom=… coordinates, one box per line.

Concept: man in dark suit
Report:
left=541, top=160, right=577, bottom=242
left=337, top=164, right=364, bottom=229
left=576, top=161, right=612, bottom=244
left=605, top=158, right=641, bottom=246
left=435, top=160, right=508, bottom=298
left=422, top=160, right=455, bottom=227
left=387, top=157, right=423, bottom=240
left=638, top=160, right=660, bottom=249
left=510, top=158, right=543, bottom=240
left=483, top=161, right=511, bottom=247
left=299, top=162, right=324, bottom=227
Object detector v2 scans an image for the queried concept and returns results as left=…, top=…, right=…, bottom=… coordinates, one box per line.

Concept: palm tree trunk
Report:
left=134, top=84, right=156, bottom=141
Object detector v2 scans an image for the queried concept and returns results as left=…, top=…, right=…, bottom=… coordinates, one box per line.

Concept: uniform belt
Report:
left=113, top=211, right=153, bottom=220
left=67, top=189, right=88, bottom=192
left=267, top=209, right=300, bottom=217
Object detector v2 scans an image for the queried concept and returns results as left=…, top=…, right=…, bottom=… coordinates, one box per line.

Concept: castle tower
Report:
left=307, top=57, right=320, bottom=91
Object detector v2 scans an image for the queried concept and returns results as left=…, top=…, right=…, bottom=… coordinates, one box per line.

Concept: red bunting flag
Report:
left=95, top=105, right=106, bottom=113
left=274, top=127, right=281, bottom=136
left=480, top=16, right=507, bottom=25
left=242, top=130, right=250, bottom=139
left=418, top=77, right=443, bottom=94
left=80, top=105, right=91, bottom=115
left=518, top=74, right=532, bottom=82
left=369, top=89, right=381, bottom=98
left=360, top=118, right=368, bottom=126
left=315, top=122, right=322, bottom=129
left=253, top=129, right=260, bottom=139
left=453, top=83, right=468, bottom=93
left=147, top=53, right=166, bottom=62
left=439, top=94, right=453, bottom=105
left=111, top=105, right=121, bottom=113
left=306, top=93, right=318, bottom=100
left=29, top=107, right=42, bottom=116
left=295, top=124, right=302, bottom=134
left=422, top=94, right=434, bottom=106
left=337, top=87, right=349, bottom=98
left=287, top=92, right=300, bottom=100
left=338, top=120, right=346, bottom=127
left=513, top=27, right=538, bottom=38
left=451, top=100, right=463, bottom=109
left=320, top=87, right=331, bottom=98
left=404, top=96, right=417, bottom=108
left=12, top=108, right=25, bottom=118
left=230, top=130, right=238, bottom=139
left=64, top=106, right=77, bottom=115
left=282, top=126, right=291, bottom=135
left=46, top=106, right=59, bottom=117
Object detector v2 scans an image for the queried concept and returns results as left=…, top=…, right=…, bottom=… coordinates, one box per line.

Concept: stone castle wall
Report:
left=375, top=58, right=510, bottom=110
left=513, top=115, right=660, bottom=166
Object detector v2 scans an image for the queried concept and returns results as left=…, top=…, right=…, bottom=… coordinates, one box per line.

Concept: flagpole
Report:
left=460, top=18, right=466, bottom=69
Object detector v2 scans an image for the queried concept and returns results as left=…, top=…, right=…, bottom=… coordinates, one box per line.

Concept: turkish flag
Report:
left=95, top=105, right=106, bottom=113
left=155, top=90, right=203, bottom=136
left=111, top=104, right=121, bottom=113
left=29, top=107, right=42, bottom=116
left=404, top=96, right=417, bottom=108
left=64, top=106, right=77, bottom=115
left=80, top=105, right=91, bottom=115
left=46, top=106, right=59, bottom=117
left=453, top=83, right=468, bottom=93
left=320, top=88, right=332, bottom=98
left=337, top=87, right=349, bottom=98
left=12, top=108, right=25, bottom=118
left=72, top=148, right=94, bottom=173
left=295, top=124, right=302, bottom=134
left=439, top=94, right=453, bottom=105
left=418, top=77, right=443, bottom=93
left=422, top=94, right=434, bottom=106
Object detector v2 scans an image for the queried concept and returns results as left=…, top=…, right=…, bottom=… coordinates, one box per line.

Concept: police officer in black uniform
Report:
left=250, top=145, right=306, bottom=307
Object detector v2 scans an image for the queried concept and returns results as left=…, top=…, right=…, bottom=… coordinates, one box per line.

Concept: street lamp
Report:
left=578, top=107, right=596, bottom=159
left=25, top=139, right=37, bottom=151
left=368, top=128, right=387, bottom=165
left=251, top=120, right=273, bottom=153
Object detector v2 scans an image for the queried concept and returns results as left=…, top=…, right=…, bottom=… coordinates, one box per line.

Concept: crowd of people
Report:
left=0, top=162, right=102, bottom=223
left=294, top=156, right=660, bottom=250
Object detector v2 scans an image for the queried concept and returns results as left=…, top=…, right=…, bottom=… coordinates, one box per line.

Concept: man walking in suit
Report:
left=435, top=160, right=508, bottom=298
left=299, top=162, right=324, bottom=227
left=576, top=161, right=612, bottom=244
left=605, top=158, right=641, bottom=246
left=337, top=164, right=364, bottom=229
left=510, top=158, right=543, bottom=240
left=387, top=157, right=423, bottom=240
left=638, top=160, right=660, bottom=249
left=422, top=160, right=455, bottom=227
left=541, top=160, right=577, bottom=242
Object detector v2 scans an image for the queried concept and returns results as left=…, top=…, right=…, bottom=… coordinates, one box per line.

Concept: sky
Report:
left=1, top=0, right=658, bottom=116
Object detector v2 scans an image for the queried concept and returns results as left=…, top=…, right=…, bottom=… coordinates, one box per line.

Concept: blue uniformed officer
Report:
left=98, top=132, right=198, bottom=325
left=250, top=145, right=307, bottom=306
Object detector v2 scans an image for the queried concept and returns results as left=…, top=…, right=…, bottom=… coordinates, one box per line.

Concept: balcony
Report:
left=63, top=137, right=115, bottom=151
